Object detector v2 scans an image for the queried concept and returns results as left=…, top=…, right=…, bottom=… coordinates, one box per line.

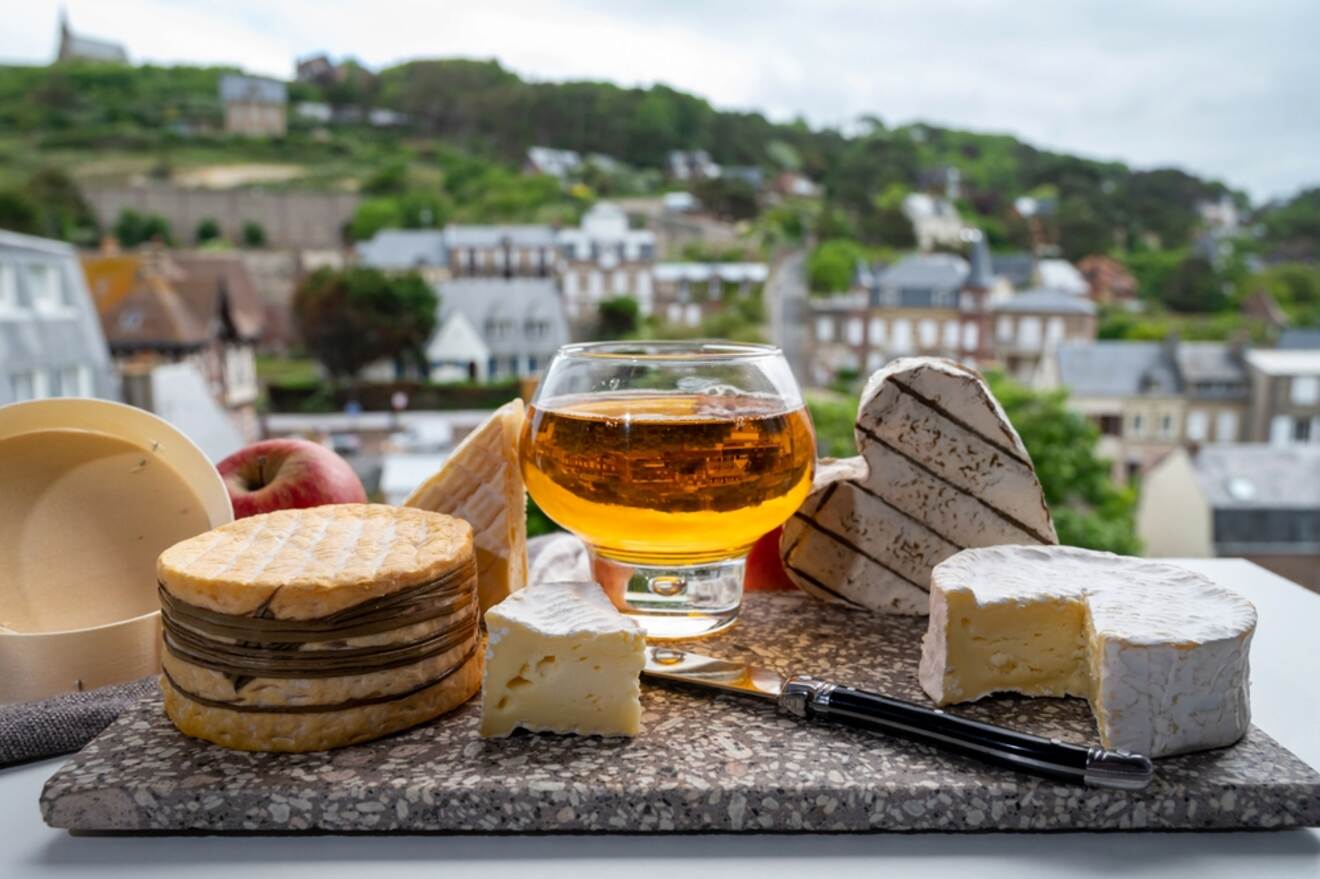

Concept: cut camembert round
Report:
left=919, top=545, right=1256, bottom=758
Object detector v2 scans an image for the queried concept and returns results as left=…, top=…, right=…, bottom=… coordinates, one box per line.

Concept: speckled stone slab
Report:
left=41, top=593, right=1320, bottom=833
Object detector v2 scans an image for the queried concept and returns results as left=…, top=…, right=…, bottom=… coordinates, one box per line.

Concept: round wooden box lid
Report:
left=0, top=398, right=232, bottom=704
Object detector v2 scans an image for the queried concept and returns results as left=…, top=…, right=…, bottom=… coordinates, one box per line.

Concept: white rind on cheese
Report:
left=919, top=545, right=1256, bottom=758
left=405, top=399, right=528, bottom=612
left=781, top=357, right=1056, bottom=614
left=480, top=581, right=646, bottom=738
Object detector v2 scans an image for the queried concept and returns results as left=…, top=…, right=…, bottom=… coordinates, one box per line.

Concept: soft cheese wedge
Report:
left=406, top=398, right=528, bottom=612
left=919, top=545, right=1257, bottom=758
left=480, top=581, right=647, bottom=738
left=781, top=358, right=1057, bottom=615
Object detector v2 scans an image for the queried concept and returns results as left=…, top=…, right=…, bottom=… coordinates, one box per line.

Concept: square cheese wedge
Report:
left=480, top=581, right=646, bottom=738
left=405, top=399, right=527, bottom=612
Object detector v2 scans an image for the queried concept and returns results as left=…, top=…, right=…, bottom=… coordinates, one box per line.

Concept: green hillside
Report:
left=1, top=58, right=1316, bottom=275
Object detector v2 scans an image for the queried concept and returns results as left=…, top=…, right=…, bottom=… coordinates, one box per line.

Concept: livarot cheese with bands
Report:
left=156, top=504, right=483, bottom=752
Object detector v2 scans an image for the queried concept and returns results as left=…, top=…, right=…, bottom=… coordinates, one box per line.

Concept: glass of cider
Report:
left=521, top=341, right=815, bottom=638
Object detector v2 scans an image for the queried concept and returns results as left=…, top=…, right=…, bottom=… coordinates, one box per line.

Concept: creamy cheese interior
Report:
left=936, top=590, right=1092, bottom=703
left=480, top=581, right=646, bottom=738
left=0, top=429, right=210, bottom=633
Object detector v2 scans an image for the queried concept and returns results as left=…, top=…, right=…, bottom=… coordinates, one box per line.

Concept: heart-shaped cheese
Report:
left=780, top=357, right=1057, bottom=613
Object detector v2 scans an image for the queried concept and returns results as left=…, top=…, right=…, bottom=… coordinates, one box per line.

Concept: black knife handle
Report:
left=778, top=677, right=1152, bottom=790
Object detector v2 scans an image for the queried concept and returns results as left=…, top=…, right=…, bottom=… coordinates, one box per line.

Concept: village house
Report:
left=0, top=230, right=117, bottom=405
left=220, top=74, right=288, bottom=138
left=525, top=147, right=582, bottom=180
left=422, top=278, right=569, bottom=383
left=902, top=193, right=966, bottom=250
left=81, top=247, right=264, bottom=440
left=1034, top=258, right=1090, bottom=297
left=1244, top=349, right=1320, bottom=445
left=651, top=263, right=768, bottom=329
left=667, top=150, right=721, bottom=182
left=1044, top=338, right=1250, bottom=482
left=557, top=203, right=657, bottom=324
left=807, top=252, right=982, bottom=384
left=443, top=225, right=557, bottom=279
left=990, top=289, right=1097, bottom=383
left=1138, top=444, right=1320, bottom=591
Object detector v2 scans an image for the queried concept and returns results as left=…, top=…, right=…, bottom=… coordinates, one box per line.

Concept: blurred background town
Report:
left=2, top=4, right=1317, bottom=589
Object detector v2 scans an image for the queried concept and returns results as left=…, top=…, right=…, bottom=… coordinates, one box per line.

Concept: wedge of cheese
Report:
left=781, top=357, right=1057, bottom=614
left=480, top=581, right=646, bottom=738
left=406, top=399, right=527, bottom=611
left=919, top=545, right=1257, bottom=758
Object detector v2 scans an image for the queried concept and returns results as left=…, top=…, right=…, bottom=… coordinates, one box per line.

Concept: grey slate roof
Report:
left=1279, top=328, right=1320, bottom=350
left=1175, top=342, right=1248, bottom=385
left=219, top=75, right=287, bottom=105
left=1055, top=341, right=1176, bottom=397
left=991, top=252, right=1035, bottom=288
left=358, top=230, right=447, bottom=269
left=1195, top=445, right=1320, bottom=509
left=1056, top=339, right=1247, bottom=398
left=993, top=288, right=1097, bottom=315
left=878, top=253, right=969, bottom=290
left=443, top=225, right=556, bottom=248
left=1195, top=445, right=1320, bottom=552
left=436, top=278, right=568, bottom=359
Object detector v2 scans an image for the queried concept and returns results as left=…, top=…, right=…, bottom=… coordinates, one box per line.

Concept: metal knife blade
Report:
left=640, top=646, right=1153, bottom=790
left=643, top=646, right=784, bottom=701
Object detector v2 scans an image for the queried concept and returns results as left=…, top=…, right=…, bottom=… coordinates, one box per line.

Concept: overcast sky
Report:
left=5, top=1, right=1316, bottom=202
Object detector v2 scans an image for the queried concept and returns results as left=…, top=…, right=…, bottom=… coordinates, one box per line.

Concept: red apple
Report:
left=744, top=526, right=798, bottom=592
left=217, top=439, right=367, bottom=519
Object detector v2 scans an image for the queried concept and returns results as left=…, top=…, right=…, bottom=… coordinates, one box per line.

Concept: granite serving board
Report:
left=41, top=593, right=1320, bottom=833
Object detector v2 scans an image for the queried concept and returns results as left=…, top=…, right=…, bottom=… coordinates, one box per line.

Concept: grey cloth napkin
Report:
left=0, top=533, right=586, bottom=767
left=0, top=676, right=158, bottom=767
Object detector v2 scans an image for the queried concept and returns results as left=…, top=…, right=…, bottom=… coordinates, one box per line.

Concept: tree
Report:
left=293, top=267, right=438, bottom=380
left=23, top=167, right=99, bottom=245
left=692, top=177, right=760, bottom=221
left=362, top=160, right=409, bottom=196
left=596, top=296, right=639, bottom=339
left=348, top=197, right=404, bottom=242
left=0, top=189, right=39, bottom=235
left=1241, top=263, right=1320, bottom=326
left=241, top=221, right=266, bottom=247
left=195, top=217, right=222, bottom=244
left=1121, top=248, right=1185, bottom=302
left=807, top=238, right=864, bottom=294
left=984, top=372, right=1139, bottom=554
left=113, top=209, right=172, bottom=247
left=1164, top=255, right=1227, bottom=313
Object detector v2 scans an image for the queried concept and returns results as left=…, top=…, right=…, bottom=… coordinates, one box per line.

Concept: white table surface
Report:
left=3, top=559, right=1318, bottom=879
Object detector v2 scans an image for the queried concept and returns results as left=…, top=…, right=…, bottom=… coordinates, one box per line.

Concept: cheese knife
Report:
left=642, top=647, right=1153, bottom=790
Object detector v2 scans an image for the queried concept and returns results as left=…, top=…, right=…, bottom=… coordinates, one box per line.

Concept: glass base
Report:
left=589, top=552, right=744, bottom=640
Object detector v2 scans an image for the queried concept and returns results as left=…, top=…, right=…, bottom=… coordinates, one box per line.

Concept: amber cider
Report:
left=521, top=392, right=815, bottom=564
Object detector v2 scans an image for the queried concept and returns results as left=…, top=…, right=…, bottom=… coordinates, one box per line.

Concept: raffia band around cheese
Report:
left=156, top=504, right=483, bottom=752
